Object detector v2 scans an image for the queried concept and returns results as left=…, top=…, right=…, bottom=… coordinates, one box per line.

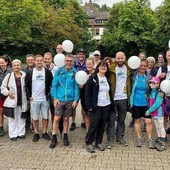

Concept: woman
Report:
left=151, top=52, right=165, bottom=76
left=104, top=57, right=114, bottom=67
left=0, top=55, right=12, bottom=136
left=130, top=59, right=154, bottom=149
left=80, top=57, right=95, bottom=130
left=85, top=60, right=113, bottom=153
left=147, top=56, right=155, bottom=76
left=1, top=59, right=27, bottom=141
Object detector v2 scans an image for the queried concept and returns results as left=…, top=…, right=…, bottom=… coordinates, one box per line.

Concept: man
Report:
left=23, top=54, right=35, bottom=130
left=69, top=48, right=86, bottom=131
left=93, top=50, right=101, bottom=68
left=50, top=54, right=79, bottom=148
left=157, top=50, right=170, bottom=136
left=56, top=44, right=64, bottom=54
left=106, top=51, right=132, bottom=148
left=25, top=55, right=53, bottom=142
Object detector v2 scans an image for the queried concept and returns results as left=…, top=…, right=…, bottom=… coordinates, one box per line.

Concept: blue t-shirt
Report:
left=133, top=75, right=147, bottom=106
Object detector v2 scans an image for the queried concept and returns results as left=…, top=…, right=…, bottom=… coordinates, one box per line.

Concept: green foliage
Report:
left=0, top=0, right=90, bottom=57
left=153, top=0, right=170, bottom=52
left=101, top=0, right=156, bottom=57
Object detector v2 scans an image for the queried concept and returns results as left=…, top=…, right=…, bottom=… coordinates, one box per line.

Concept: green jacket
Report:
left=109, top=61, right=132, bottom=99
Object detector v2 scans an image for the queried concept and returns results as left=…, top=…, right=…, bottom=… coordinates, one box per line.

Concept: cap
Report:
left=94, top=50, right=101, bottom=56
left=77, top=48, right=85, bottom=54
left=149, top=77, right=160, bottom=84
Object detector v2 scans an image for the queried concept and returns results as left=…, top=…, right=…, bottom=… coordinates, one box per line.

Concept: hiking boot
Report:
left=135, top=138, right=142, bottom=147
left=0, top=127, right=4, bottom=136
left=147, top=138, right=154, bottom=149
left=96, top=144, right=105, bottom=151
left=49, top=135, right=57, bottom=149
left=69, top=122, right=76, bottom=131
left=155, top=137, right=161, bottom=143
left=63, top=133, right=69, bottom=146
left=107, top=141, right=114, bottom=149
left=86, top=144, right=94, bottom=153
left=32, top=133, right=40, bottom=142
left=156, top=142, right=166, bottom=151
left=117, top=138, right=128, bottom=146
left=42, top=132, right=51, bottom=140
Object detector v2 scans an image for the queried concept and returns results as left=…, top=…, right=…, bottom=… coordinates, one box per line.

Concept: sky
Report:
left=82, top=0, right=164, bottom=10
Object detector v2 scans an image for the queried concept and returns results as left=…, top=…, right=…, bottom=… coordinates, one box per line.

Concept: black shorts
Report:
left=132, top=106, right=151, bottom=119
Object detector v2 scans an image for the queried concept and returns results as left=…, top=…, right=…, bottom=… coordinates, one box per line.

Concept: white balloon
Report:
left=54, top=54, right=65, bottom=68
left=160, top=80, right=170, bottom=93
left=62, top=40, right=74, bottom=53
left=128, top=56, right=141, bottom=69
left=75, top=71, right=88, bottom=85
left=168, top=39, right=170, bottom=49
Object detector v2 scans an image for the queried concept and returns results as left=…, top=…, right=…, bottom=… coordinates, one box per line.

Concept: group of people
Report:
left=0, top=46, right=170, bottom=153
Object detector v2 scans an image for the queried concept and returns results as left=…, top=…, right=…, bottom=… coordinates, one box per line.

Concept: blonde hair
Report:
left=12, top=59, right=21, bottom=64
left=147, top=56, right=155, bottom=65
left=86, top=57, right=94, bottom=65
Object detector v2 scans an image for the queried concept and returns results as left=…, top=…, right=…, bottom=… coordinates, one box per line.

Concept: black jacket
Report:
left=25, top=68, right=53, bottom=100
left=85, top=73, right=114, bottom=112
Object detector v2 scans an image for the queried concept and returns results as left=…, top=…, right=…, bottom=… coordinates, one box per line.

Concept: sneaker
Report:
left=10, top=137, right=17, bottom=141
left=156, top=142, right=166, bottom=151
left=42, top=132, right=51, bottom=140
left=69, top=122, right=76, bottom=131
left=81, top=122, right=86, bottom=129
left=0, top=127, right=4, bottom=136
left=49, top=135, right=57, bottom=149
left=63, top=133, right=69, bottom=146
left=117, top=138, right=128, bottom=146
left=166, top=127, right=170, bottom=134
left=107, top=141, right=114, bottom=149
left=86, top=144, right=94, bottom=153
left=135, top=138, right=142, bottom=147
left=96, top=144, right=105, bottom=151
left=155, top=138, right=161, bottom=143
left=18, top=135, right=26, bottom=140
left=147, top=138, right=154, bottom=149
left=32, top=133, right=40, bottom=142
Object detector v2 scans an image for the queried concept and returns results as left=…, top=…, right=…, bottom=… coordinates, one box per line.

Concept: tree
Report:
left=0, top=0, right=91, bottom=56
left=153, top=0, right=170, bottom=52
left=0, top=0, right=45, bottom=55
left=101, top=0, right=156, bottom=57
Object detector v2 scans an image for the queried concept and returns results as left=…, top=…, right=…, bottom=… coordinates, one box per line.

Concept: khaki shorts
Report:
left=55, top=101, right=74, bottom=117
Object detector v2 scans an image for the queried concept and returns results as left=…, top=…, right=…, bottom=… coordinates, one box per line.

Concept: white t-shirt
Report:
left=97, top=75, right=111, bottom=107
left=32, top=68, right=46, bottom=101
left=114, top=65, right=127, bottom=100
left=157, top=65, right=170, bottom=96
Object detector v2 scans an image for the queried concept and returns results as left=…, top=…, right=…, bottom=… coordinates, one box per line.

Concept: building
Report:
left=83, top=0, right=110, bottom=41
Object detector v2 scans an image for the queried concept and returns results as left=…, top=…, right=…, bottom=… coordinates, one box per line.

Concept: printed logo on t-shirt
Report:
left=36, top=74, right=45, bottom=81
left=99, top=79, right=108, bottom=86
left=117, top=71, right=126, bottom=78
